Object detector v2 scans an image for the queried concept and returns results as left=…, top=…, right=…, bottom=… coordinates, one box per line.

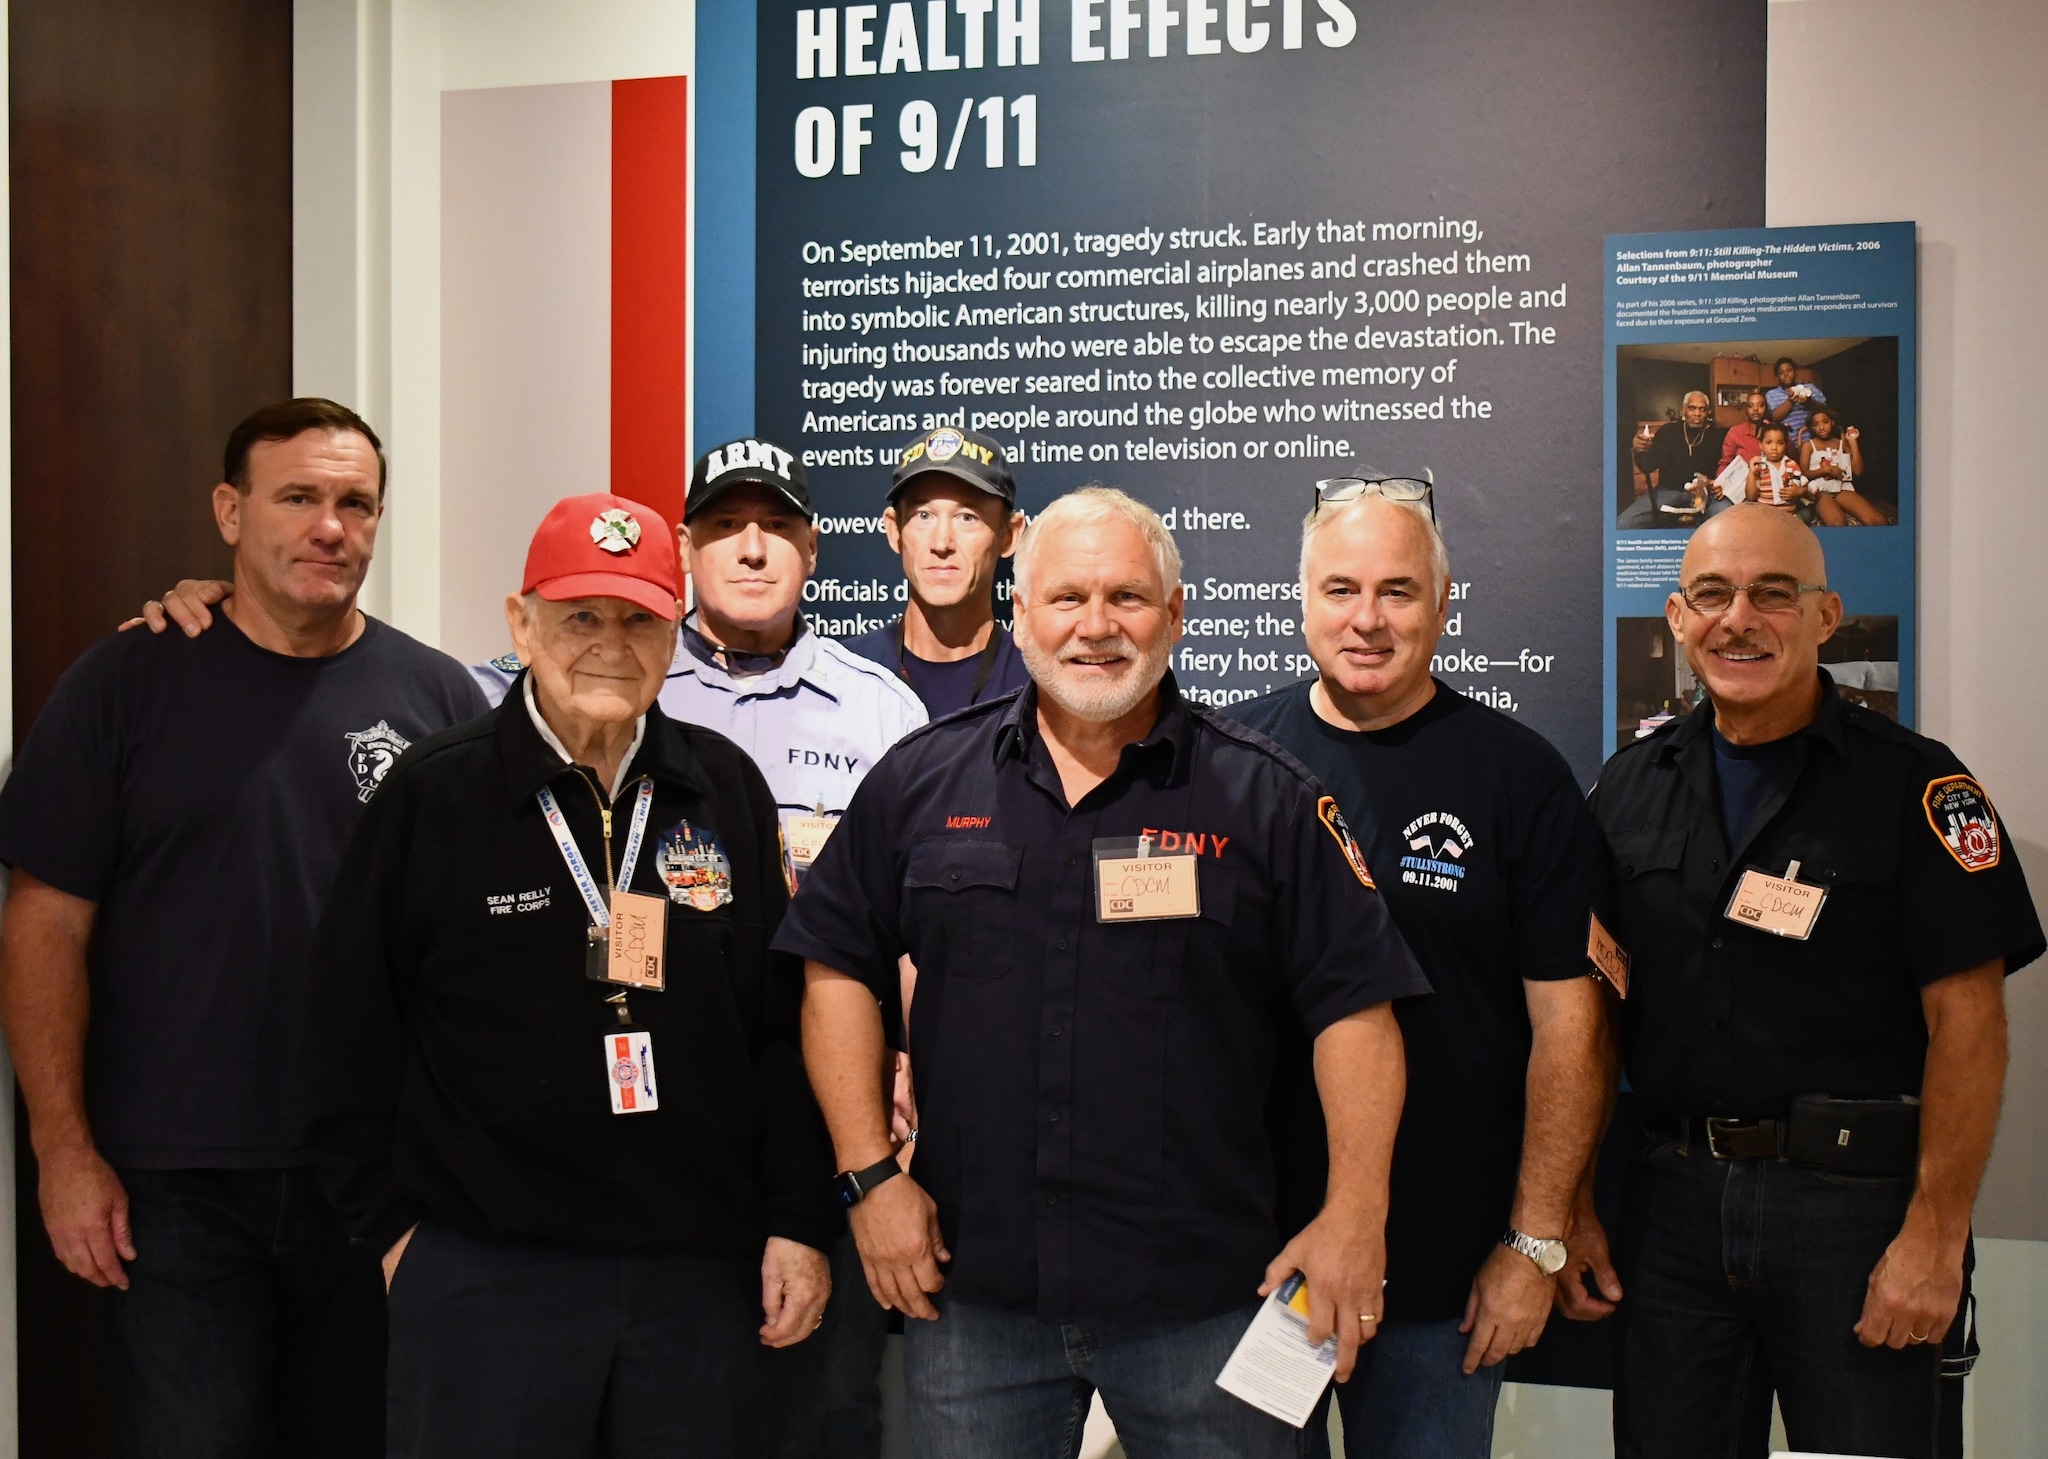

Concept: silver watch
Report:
left=1502, top=1228, right=1568, bottom=1276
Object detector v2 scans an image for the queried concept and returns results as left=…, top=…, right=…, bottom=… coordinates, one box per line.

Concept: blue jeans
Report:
left=386, top=1218, right=770, bottom=1459
left=1301, top=1319, right=1504, bottom=1459
left=107, top=1167, right=385, bottom=1459
left=1614, top=1130, right=1972, bottom=1459
left=903, top=1293, right=1309, bottom=1459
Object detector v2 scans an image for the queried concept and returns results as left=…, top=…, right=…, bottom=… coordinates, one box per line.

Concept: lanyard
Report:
left=894, top=617, right=1004, bottom=705
left=536, top=777, right=655, bottom=929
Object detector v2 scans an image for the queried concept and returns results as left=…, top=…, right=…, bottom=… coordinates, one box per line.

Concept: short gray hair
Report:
left=1298, top=496, right=1451, bottom=599
left=1014, top=486, right=1183, bottom=601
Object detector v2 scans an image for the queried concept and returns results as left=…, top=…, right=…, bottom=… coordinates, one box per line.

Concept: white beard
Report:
left=1017, top=626, right=1172, bottom=723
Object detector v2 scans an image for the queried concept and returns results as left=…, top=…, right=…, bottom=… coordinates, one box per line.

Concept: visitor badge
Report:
left=1093, top=836, right=1200, bottom=922
left=605, top=1029, right=659, bottom=1114
left=604, top=889, right=667, bottom=990
left=783, top=811, right=839, bottom=878
left=1724, top=859, right=1827, bottom=940
left=1586, top=912, right=1630, bottom=998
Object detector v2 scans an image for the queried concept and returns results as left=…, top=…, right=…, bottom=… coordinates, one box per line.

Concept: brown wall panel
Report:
left=9, top=3, right=292, bottom=1454
left=11, top=0, right=292, bottom=735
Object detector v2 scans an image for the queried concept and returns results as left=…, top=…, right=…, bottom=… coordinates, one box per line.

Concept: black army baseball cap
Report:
left=687, top=437, right=812, bottom=522
left=889, top=425, right=1016, bottom=507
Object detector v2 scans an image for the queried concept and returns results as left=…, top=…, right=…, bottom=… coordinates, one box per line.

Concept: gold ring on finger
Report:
left=1359, top=1313, right=1376, bottom=1325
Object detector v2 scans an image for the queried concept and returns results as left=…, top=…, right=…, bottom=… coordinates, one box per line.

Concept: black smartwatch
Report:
left=835, top=1154, right=902, bottom=1208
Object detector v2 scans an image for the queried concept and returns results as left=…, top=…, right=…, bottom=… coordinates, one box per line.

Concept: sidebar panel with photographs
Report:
left=1602, top=222, right=1917, bottom=756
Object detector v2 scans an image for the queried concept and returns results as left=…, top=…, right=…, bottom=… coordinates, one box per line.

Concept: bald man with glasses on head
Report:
left=1585, top=504, right=2041, bottom=1459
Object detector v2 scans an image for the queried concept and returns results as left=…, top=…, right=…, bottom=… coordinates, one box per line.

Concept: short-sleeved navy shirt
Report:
left=841, top=617, right=1033, bottom=719
left=1592, top=674, right=2044, bottom=1118
left=1229, top=681, right=1602, bottom=1320
left=0, top=613, right=487, bottom=1168
left=774, top=672, right=1430, bottom=1326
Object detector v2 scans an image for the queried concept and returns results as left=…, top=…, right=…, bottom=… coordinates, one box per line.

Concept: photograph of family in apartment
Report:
left=1615, top=336, right=1900, bottom=530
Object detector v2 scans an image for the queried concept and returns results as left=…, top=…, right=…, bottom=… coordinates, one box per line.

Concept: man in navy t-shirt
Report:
left=842, top=426, right=1031, bottom=718
left=0, top=400, right=486, bottom=1458
left=1229, top=485, right=1613, bottom=1459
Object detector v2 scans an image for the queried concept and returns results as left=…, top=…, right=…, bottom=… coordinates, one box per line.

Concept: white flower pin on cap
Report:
left=590, top=509, right=642, bottom=554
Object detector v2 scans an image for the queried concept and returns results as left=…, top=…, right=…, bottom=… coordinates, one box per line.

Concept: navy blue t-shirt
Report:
left=0, top=613, right=487, bottom=1168
left=841, top=617, right=1032, bottom=719
left=1711, top=722, right=1804, bottom=849
left=1230, top=680, right=1601, bottom=1321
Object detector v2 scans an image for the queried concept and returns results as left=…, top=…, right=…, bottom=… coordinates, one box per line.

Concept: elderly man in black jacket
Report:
left=305, top=491, right=836, bottom=1459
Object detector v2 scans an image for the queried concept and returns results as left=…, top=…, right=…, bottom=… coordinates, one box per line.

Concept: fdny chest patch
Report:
left=1924, top=775, right=2001, bottom=872
left=658, top=821, right=734, bottom=911
left=1318, top=796, right=1375, bottom=889
left=344, top=721, right=412, bottom=803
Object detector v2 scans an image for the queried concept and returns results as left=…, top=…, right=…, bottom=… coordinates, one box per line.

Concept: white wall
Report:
left=291, top=0, right=692, bottom=643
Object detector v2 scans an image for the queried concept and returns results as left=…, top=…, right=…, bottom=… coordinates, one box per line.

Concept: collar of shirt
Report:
left=504, top=672, right=670, bottom=804
left=672, top=612, right=836, bottom=701
left=1657, top=669, right=1849, bottom=848
left=992, top=671, right=1195, bottom=802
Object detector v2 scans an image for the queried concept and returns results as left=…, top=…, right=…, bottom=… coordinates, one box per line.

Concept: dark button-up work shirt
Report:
left=1590, top=674, right=2043, bottom=1119
left=774, top=675, right=1429, bottom=1324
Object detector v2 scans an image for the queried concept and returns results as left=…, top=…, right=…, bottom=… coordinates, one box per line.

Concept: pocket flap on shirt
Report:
left=904, top=839, right=1023, bottom=894
left=1608, top=829, right=1687, bottom=879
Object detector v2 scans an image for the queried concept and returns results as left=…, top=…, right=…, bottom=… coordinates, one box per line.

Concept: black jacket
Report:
left=303, top=682, right=837, bottom=1256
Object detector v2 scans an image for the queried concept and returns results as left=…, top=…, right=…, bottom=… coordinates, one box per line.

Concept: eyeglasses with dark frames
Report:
left=1312, top=471, right=1436, bottom=522
left=1678, top=578, right=1827, bottom=616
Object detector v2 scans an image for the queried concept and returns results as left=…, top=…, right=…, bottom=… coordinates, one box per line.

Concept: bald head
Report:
left=1669, top=504, right=1842, bottom=743
left=1681, top=502, right=1827, bottom=586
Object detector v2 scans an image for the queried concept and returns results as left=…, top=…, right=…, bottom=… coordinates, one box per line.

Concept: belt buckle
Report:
left=1704, top=1116, right=1748, bottom=1160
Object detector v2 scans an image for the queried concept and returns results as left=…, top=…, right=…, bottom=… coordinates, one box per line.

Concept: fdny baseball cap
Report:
left=522, top=492, right=681, bottom=620
left=687, top=437, right=811, bottom=522
left=889, top=425, right=1016, bottom=506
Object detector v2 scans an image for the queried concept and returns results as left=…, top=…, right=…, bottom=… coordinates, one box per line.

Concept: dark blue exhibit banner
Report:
left=1602, top=222, right=1918, bottom=757
left=752, top=0, right=1767, bottom=785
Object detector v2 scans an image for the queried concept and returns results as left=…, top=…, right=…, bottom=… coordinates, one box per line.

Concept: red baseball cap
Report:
left=521, top=492, right=680, bottom=620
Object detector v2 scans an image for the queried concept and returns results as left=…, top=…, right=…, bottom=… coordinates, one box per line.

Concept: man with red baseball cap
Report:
left=303, top=492, right=838, bottom=1459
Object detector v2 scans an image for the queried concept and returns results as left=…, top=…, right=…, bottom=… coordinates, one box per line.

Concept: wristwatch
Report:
left=835, top=1154, right=902, bottom=1208
left=1502, top=1228, right=1568, bottom=1276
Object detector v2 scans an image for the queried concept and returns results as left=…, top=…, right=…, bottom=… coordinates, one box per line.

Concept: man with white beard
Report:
left=779, top=487, right=1429, bottom=1457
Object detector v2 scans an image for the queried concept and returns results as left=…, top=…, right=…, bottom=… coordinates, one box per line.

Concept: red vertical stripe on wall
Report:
left=611, top=75, right=690, bottom=533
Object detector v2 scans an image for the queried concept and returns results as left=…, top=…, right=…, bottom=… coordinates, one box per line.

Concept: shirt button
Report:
left=1710, top=860, right=1720, bottom=872
left=1050, top=1025, right=1062, bottom=1037
left=1050, top=1112, right=1060, bottom=1123
left=1066, top=855, right=1076, bottom=867
left=1047, top=1195, right=1059, bottom=1207
left=1057, top=938, right=1068, bottom=951
left=949, top=871, right=960, bottom=882
left=1712, top=937, right=1724, bottom=949
left=1623, top=865, right=1635, bottom=877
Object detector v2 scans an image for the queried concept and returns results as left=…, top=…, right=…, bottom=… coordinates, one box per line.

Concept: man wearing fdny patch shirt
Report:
left=1230, top=483, right=1612, bottom=1459
left=0, top=401, right=486, bottom=1459
left=782, top=488, right=1429, bottom=1458
left=1588, top=506, right=2042, bottom=1459
left=304, top=492, right=836, bottom=1458
left=411, top=444, right=922, bottom=1457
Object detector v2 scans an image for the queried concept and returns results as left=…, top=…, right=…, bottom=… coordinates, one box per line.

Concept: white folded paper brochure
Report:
left=1214, top=1273, right=1338, bottom=1428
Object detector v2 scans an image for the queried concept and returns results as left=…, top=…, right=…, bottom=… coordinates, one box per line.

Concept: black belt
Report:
left=1650, top=1096, right=1920, bottom=1175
